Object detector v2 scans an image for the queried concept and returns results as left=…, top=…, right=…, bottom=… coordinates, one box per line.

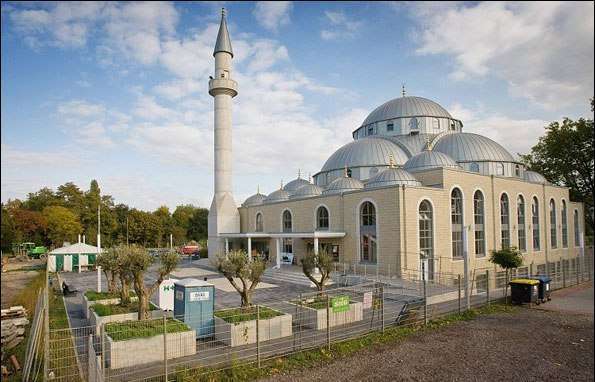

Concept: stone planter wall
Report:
left=90, top=307, right=163, bottom=334
left=214, top=312, right=292, bottom=347
left=106, top=329, right=196, bottom=369
left=297, top=302, right=363, bottom=330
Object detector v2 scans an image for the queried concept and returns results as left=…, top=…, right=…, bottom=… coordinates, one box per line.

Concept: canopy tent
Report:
left=48, top=242, right=102, bottom=272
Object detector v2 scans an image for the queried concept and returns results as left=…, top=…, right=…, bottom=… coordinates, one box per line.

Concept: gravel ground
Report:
left=1, top=259, right=44, bottom=306
left=263, top=284, right=594, bottom=382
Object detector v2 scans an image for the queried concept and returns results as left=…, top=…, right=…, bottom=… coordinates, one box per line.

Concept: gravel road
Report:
left=263, top=283, right=594, bottom=382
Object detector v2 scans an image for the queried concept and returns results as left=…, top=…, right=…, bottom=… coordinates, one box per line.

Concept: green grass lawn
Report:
left=91, top=301, right=158, bottom=316
left=105, top=318, right=191, bottom=341
left=214, top=306, right=283, bottom=324
left=84, top=290, right=136, bottom=301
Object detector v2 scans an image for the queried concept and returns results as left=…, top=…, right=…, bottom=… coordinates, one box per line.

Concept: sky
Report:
left=1, top=1, right=594, bottom=211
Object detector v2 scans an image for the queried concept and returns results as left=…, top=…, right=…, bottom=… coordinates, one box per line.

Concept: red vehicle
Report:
left=180, top=245, right=200, bottom=255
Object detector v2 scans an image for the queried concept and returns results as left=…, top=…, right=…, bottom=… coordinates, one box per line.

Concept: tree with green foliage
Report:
left=10, top=208, right=47, bottom=245
left=521, top=99, right=594, bottom=235
left=153, top=205, right=173, bottom=247
left=42, top=206, right=81, bottom=246
left=489, top=246, right=523, bottom=303
left=1, top=203, right=16, bottom=252
left=57, top=182, right=85, bottom=216
left=96, top=248, right=119, bottom=293
left=187, top=208, right=208, bottom=241
left=122, top=245, right=179, bottom=319
left=23, top=187, right=61, bottom=211
left=215, top=250, right=266, bottom=307
left=301, top=249, right=334, bottom=293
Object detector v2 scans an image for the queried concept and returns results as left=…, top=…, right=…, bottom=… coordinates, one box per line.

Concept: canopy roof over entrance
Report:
left=219, top=231, right=346, bottom=239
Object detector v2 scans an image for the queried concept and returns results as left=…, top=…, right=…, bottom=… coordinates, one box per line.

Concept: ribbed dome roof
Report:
left=433, top=133, right=515, bottom=162
left=289, top=184, right=323, bottom=199
left=242, top=192, right=266, bottom=207
left=323, top=176, right=364, bottom=195
left=321, top=138, right=409, bottom=173
left=404, top=150, right=460, bottom=173
left=361, top=96, right=452, bottom=126
left=524, top=170, right=548, bottom=184
left=264, top=189, right=290, bottom=203
left=365, top=167, right=421, bottom=188
left=284, top=177, right=311, bottom=193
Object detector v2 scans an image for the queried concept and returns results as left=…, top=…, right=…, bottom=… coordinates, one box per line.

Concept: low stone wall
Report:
left=295, top=302, right=363, bottom=330
left=82, top=294, right=139, bottom=319
left=107, top=329, right=196, bottom=369
left=90, top=307, right=163, bottom=334
left=214, top=312, right=292, bottom=347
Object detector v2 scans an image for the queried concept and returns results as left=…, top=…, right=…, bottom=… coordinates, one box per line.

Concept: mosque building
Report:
left=207, top=10, right=585, bottom=281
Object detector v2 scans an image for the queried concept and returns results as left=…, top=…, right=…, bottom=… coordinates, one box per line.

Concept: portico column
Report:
left=247, top=237, right=252, bottom=262
left=275, top=238, right=281, bottom=269
left=225, top=238, right=229, bottom=255
left=313, top=236, right=320, bottom=274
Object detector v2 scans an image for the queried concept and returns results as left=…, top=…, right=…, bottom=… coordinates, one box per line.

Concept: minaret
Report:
left=207, top=8, right=240, bottom=260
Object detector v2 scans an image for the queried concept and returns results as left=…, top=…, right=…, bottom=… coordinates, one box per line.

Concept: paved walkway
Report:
left=536, top=281, right=594, bottom=316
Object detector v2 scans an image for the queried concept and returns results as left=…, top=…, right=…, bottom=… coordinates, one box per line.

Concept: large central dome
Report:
left=361, top=96, right=453, bottom=127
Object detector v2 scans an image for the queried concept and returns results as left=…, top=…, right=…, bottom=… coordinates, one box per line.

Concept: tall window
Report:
left=282, top=210, right=292, bottom=233
left=515, top=165, right=521, bottom=177
left=387, top=122, right=394, bottom=132
left=317, top=206, right=329, bottom=231
left=367, top=126, right=374, bottom=136
left=360, top=202, right=377, bottom=263
left=432, top=118, right=440, bottom=131
left=500, top=193, right=510, bottom=248
left=473, top=191, right=485, bottom=257
left=255, top=213, right=263, bottom=232
left=550, top=199, right=557, bottom=248
left=561, top=200, right=568, bottom=248
left=517, top=195, right=526, bottom=251
left=574, top=210, right=580, bottom=247
left=470, top=162, right=479, bottom=173
left=451, top=188, right=463, bottom=258
left=532, top=197, right=540, bottom=251
left=496, top=163, right=504, bottom=176
left=419, top=201, right=434, bottom=275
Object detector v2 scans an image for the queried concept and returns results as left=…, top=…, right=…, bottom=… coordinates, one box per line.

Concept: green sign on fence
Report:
left=331, top=295, right=350, bottom=313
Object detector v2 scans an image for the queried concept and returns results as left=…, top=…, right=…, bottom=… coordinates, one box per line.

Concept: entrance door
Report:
left=280, top=238, right=293, bottom=265
left=55, top=255, right=64, bottom=272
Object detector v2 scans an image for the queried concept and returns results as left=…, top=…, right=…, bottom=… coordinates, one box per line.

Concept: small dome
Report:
left=264, top=189, right=290, bottom=203
left=290, top=184, right=323, bottom=199
left=361, top=96, right=453, bottom=127
left=365, top=167, right=421, bottom=188
left=284, top=177, right=311, bottom=193
left=524, top=170, right=548, bottom=184
left=323, top=176, right=364, bottom=195
left=321, top=137, right=410, bottom=173
left=242, top=192, right=266, bottom=207
left=404, top=150, right=460, bottom=173
left=433, top=133, right=515, bottom=162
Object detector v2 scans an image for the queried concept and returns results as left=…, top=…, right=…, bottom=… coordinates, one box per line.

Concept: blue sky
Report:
left=2, top=1, right=593, bottom=210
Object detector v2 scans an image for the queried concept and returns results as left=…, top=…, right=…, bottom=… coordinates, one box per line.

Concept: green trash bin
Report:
left=509, top=279, right=540, bottom=305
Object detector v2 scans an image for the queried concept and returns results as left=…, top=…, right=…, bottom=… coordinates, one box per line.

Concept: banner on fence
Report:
left=331, top=295, right=350, bottom=313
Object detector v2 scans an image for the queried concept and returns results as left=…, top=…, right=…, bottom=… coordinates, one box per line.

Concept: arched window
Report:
left=550, top=199, right=557, bottom=248
left=469, top=162, right=479, bottom=173
left=561, top=200, right=568, bottom=248
left=255, top=213, right=263, bottom=232
left=473, top=191, right=485, bottom=257
left=432, top=118, right=440, bottom=131
left=496, top=163, right=504, bottom=176
left=517, top=195, right=526, bottom=251
left=500, top=193, right=510, bottom=248
left=360, top=202, right=377, bottom=263
left=532, top=197, right=540, bottom=251
left=574, top=210, right=580, bottom=247
left=451, top=188, right=463, bottom=258
left=282, top=210, right=292, bottom=233
left=317, top=206, right=329, bottom=231
left=409, top=117, right=419, bottom=130
left=419, top=201, right=434, bottom=278
left=515, top=165, right=521, bottom=177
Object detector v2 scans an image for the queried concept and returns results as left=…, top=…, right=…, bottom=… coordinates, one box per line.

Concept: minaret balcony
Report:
left=209, top=78, right=238, bottom=97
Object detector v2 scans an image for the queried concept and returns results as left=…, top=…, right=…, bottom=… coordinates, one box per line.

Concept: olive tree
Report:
left=301, top=249, right=333, bottom=293
left=489, top=246, right=523, bottom=303
left=214, top=250, right=265, bottom=307
left=96, top=248, right=119, bottom=293
left=110, top=245, right=134, bottom=305
left=123, top=245, right=180, bottom=319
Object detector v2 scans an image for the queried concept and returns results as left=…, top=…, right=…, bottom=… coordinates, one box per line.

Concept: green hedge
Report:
left=214, top=306, right=283, bottom=324
left=85, top=290, right=137, bottom=301
left=106, top=318, right=190, bottom=341
left=91, top=302, right=158, bottom=316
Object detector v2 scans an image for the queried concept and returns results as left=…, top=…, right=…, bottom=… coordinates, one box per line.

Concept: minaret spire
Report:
left=214, top=8, right=233, bottom=57
left=402, top=83, right=406, bottom=97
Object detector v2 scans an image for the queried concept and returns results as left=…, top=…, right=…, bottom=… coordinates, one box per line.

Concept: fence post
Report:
left=43, top=278, right=49, bottom=382
left=101, top=323, right=106, bottom=382
left=457, top=274, right=461, bottom=314
left=381, top=285, right=385, bottom=333
left=326, top=294, right=331, bottom=351
left=563, top=260, right=567, bottom=288
left=256, top=305, right=261, bottom=368
left=576, top=258, right=580, bottom=285
left=486, top=270, right=490, bottom=306
left=529, top=263, right=533, bottom=277
left=422, top=263, right=428, bottom=326
left=163, top=315, right=168, bottom=381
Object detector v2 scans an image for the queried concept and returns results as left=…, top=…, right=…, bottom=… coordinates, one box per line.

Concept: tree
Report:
left=187, top=208, right=208, bottom=241
left=128, top=209, right=162, bottom=247
left=123, top=245, right=179, bottom=319
left=489, top=247, right=523, bottom=303
left=96, top=248, right=119, bottom=293
left=153, top=206, right=173, bottom=247
left=301, top=249, right=333, bottom=293
left=23, top=187, right=61, bottom=211
left=57, top=182, right=85, bottom=216
left=521, top=103, right=594, bottom=235
left=42, top=206, right=81, bottom=246
left=1, top=203, right=16, bottom=252
left=11, top=208, right=47, bottom=245
left=215, top=250, right=265, bottom=307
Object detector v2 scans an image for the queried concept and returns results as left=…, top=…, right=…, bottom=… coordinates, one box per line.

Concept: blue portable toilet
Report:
left=173, top=278, right=215, bottom=339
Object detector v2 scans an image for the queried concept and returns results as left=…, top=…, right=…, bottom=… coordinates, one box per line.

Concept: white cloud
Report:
left=253, top=1, right=292, bottom=32
left=321, top=11, right=362, bottom=41
left=58, top=100, right=106, bottom=117
left=411, top=2, right=594, bottom=110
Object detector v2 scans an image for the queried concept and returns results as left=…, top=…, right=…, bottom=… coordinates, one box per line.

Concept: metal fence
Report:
left=31, top=251, right=593, bottom=382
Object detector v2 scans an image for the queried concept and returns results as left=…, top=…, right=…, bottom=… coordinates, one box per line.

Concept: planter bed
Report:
left=290, top=298, right=363, bottom=330
left=214, top=306, right=292, bottom=347
left=90, top=302, right=162, bottom=334
left=105, top=319, right=196, bottom=369
left=82, top=291, right=137, bottom=319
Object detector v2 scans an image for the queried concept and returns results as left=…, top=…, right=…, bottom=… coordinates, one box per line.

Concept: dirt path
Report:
left=1, top=259, right=45, bottom=306
left=263, top=284, right=594, bottom=382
